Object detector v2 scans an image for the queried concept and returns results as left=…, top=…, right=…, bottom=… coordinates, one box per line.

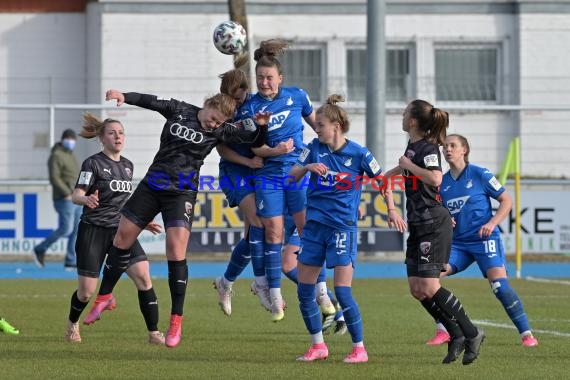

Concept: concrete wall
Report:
left=518, top=13, right=570, bottom=177
left=0, top=13, right=86, bottom=179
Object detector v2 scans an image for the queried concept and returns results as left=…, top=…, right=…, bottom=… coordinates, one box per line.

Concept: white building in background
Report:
left=0, top=0, right=568, bottom=180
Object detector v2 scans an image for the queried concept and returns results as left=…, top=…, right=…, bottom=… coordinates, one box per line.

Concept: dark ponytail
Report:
left=409, top=99, right=449, bottom=146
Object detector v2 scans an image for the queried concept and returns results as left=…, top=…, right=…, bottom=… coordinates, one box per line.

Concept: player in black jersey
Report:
left=90, top=89, right=269, bottom=348
left=384, top=100, right=484, bottom=365
left=66, top=113, right=164, bottom=345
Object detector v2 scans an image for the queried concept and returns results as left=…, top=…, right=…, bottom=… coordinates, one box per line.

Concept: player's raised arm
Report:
left=105, top=89, right=182, bottom=120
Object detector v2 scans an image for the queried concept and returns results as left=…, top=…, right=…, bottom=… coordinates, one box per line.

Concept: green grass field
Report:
left=1, top=278, right=569, bottom=379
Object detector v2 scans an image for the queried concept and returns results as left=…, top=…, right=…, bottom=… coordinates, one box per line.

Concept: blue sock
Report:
left=284, top=268, right=298, bottom=284
left=223, top=238, right=251, bottom=282
left=491, top=278, right=531, bottom=334
left=249, top=226, right=265, bottom=277
left=298, top=282, right=321, bottom=334
left=264, top=242, right=283, bottom=289
left=335, top=286, right=363, bottom=343
left=317, top=267, right=326, bottom=283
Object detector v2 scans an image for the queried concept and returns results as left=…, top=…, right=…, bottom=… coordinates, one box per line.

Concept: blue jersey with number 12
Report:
left=296, top=138, right=382, bottom=231
left=441, top=164, right=505, bottom=242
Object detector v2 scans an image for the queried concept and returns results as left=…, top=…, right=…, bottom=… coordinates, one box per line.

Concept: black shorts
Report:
left=121, top=182, right=197, bottom=230
left=75, top=221, right=148, bottom=278
left=405, top=213, right=452, bottom=278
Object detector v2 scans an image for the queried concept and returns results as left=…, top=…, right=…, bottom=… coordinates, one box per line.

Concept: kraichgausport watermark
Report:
left=146, top=172, right=420, bottom=191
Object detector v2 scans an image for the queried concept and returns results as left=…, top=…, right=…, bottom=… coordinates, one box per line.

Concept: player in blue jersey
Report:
left=424, top=134, right=538, bottom=347
left=213, top=68, right=338, bottom=319
left=213, top=69, right=269, bottom=315
left=244, top=39, right=317, bottom=322
left=384, top=100, right=485, bottom=365
left=289, top=95, right=406, bottom=363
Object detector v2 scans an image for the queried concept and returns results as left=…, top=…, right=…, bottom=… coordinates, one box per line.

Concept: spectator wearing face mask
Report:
left=34, top=129, right=82, bottom=270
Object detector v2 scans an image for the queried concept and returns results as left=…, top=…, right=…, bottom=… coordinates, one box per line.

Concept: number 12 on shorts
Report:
left=335, top=232, right=347, bottom=255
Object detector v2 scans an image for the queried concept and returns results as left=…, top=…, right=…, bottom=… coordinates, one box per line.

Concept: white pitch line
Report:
left=525, top=276, right=570, bottom=286
left=473, top=319, right=570, bottom=337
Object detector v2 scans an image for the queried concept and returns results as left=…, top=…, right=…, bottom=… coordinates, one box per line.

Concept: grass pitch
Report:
left=0, top=277, right=569, bottom=379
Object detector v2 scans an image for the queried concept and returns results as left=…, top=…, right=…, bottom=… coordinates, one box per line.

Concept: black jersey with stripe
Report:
left=403, top=138, right=447, bottom=224
left=123, top=92, right=267, bottom=193
left=75, top=152, right=134, bottom=227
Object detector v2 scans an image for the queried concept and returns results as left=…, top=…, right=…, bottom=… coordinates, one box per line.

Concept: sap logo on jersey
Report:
left=267, top=110, right=291, bottom=131
left=446, top=196, right=470, bottom=215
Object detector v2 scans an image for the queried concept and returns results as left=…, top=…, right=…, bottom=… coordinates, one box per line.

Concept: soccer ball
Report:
left=212, top=21, right=247, bottom=55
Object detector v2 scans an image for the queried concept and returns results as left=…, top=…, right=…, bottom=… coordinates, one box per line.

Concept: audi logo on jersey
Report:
left=169, top=123, right=204, bottom=143
left=109, top=180, right=133, bottom=193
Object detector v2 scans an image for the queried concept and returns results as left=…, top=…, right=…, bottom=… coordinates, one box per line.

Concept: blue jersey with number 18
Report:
left=296, top=138, right=382, bottom=231
left=441, top=164, right=505, bottom=242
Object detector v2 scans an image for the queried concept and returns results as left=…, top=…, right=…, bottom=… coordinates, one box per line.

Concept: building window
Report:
left=281, top=47, right=324, bottom=102
left=435, top=46, right=498, bottom=102
left=347, top=47, right=410, bottom=102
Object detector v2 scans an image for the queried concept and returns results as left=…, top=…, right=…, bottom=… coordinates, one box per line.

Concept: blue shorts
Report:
left=284, top=213, right=301, bottom=247
left=255, top=162, right=306, bottom=218
left=449, top=236, right=506, bottom=277
left=219, top=163, right=255, bottom=208
left=298, top=220, right=357, bottom=269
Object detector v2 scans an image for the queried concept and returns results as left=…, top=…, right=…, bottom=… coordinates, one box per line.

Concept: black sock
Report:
left=168, top=259, right=188, bottom=316
left=69, top=290, right=89, bottom=323
left=432, top=287, right=478, bottom=339
left=99, top=245, right=131, bottom=295
left=420, top=298, right=463, bottom=338
left=138, top=288, right=159, bottom=332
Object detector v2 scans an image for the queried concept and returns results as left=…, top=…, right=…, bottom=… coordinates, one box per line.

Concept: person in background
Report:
left=425, top=134, right=538, bottom=347
left=34, top=129, right=82, bottom=269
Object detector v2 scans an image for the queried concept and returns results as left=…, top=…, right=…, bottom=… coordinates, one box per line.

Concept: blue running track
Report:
left=1, top=261, right=569, bottom=280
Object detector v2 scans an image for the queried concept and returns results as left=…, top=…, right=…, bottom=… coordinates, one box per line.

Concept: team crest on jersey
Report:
left=465, top=179, right=473, bottom=188
left=125, top=168, right=132, bottom=179
left=405, top=149, right=415, bottom=159
left=419, top=242, right=431, bottom=262
left=184, top=202, right=193, bottom=222
left=344, top=157, right=353, bottom=167
left=257, top=200, right=264, bottom=210
left=286, top=97, right=293, bottom=106
left=267, top=110, right=291, bottom=131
